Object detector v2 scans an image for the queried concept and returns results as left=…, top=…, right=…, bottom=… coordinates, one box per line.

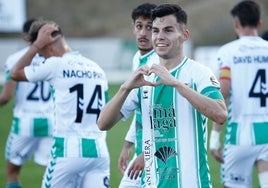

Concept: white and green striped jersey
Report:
left=5, top=47, right=53, bottom=136
left=127, top=50, right=158, bottom=155
left=132, top=49, right=156, bottom=71
left=121, top=56, right=224, bottom=188
left=217, top=36, right=268, bottom=145
left=24, top=51, right=109, bottom=158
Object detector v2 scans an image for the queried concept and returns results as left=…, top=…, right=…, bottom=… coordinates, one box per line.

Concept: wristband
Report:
left=209, top=130, right=221, bottom=150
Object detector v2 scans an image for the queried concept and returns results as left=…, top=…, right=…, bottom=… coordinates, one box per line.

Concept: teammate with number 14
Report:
left=10, top=19, right=110, bottom=188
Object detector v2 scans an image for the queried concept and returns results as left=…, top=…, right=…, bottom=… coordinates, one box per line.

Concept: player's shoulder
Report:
left=187, top=57, right=214, bottom=74
left=220, top=39, right=240, bottom=50
left=133, top=50, right=141, bottom=60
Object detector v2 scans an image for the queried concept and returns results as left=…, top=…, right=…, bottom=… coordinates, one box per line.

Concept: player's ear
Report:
left=233, top=17, right=240, bottom=30
left=182, top=29, right=190, bottom=41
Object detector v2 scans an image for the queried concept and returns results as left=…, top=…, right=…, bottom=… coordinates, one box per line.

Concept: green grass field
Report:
left=0, top=84, right=258, bottom=187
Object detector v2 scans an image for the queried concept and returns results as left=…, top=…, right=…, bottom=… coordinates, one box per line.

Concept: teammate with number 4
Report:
left=10, top=19, right=110, bottom=188
left=209, top=1, right=268, bottom=188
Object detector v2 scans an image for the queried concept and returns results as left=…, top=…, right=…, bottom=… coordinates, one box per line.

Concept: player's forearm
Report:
left=98, top=84, right=132, bottom=130
left=174, top=81, right=227, bottom=124
left=123, top=140, right=134, bottom=150
left=212, top=121, right=223, bottom=132
left=10, top=45, right=38, bottom=81
left=0, top=81, right=15, bottom=106
left=125, top=117, right=136, bottom=143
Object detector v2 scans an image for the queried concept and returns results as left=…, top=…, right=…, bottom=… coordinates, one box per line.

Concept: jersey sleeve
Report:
left=4, top=48, right=27, bottom=82
left=4, top=62, right=11, bottom=82
left=24, top=57, right=57, bottom=82
left=217, top=46, right=232, bottom=80
left=198, top=65, right=224, bottom=100
left=132, top=51, right=140, bottom=71
left=120, top=88, right=139, bottom=121
left=124, top=115, right=136, bottom=143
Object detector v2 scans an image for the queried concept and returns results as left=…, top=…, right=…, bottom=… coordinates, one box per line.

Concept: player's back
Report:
left=49, top=52, right=108, bottom=138
left=218, top=36, right=268, bottom=145
left=221, top=37, right=268, bottom=119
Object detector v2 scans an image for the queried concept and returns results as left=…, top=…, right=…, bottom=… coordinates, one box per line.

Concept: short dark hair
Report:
left=151, top=4, right=187, bottom=25
left=28, top=19, right=62, bottom=44
left=230, top=0, right=260, bottom=27
left=22, top=18, right=37, bottom=33
left=131, top=3, right=157, bottom=22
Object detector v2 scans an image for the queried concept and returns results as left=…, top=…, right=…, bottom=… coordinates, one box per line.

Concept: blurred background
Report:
left=0, top=0, right=268, bottom=82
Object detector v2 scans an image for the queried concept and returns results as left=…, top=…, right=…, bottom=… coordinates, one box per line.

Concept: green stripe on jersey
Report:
left=5, top=70, right=11, bottom=81
left=33, top=118, right=49, bottom=136
left=53, top=137, right=98, bottom=158
left=11, top=117, right=50, bottom=136
left=201, top=86, right=224, bottom=100
left=81, top=138, right=98, bottom=157
left=253, top=122, right=268, bottom=144
left=54, top=137, right=65, bottom=157
left=192, top=82, right=212, bottom=188
left=135, top=50, right=155, bottom=155
left=105, top=90, right=109, bottom=103
left=152, top=70, right=178, bottom=187
left=225, top=122, right=238, bottom=144
left=11, top=117, right=19, bottom=134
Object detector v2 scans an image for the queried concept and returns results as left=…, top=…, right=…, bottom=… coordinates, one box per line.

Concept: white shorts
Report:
left=221, top=144, right=268, bottom=188
left=119, top=155, right=142, bottom=188
left=42, top=156, right=110, bottom=188
left=5, top=132, right=53, bottom=166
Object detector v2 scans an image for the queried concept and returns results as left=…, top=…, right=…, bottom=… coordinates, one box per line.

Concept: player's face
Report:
left=152, top=15, right=188, bottom=60
left=133, top=16, right=153, bottom=55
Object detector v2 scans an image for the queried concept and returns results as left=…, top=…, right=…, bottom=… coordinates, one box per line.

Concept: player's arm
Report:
left=118, top=140, right=134, bottom=174
left=10, top=23, right=61, bottom=81
left=98, top=65, right=154, bottom=131
left=210, top=78, right=230, bottom=163
left=210, top=122, right=224, bottom=163
left=150, top=64, right=228, bottom=125
left=0, top=81, right=16, bottom=106
left=97, top=85, right=131, bottom=131
left=127, top=153, right=144, bottom=180
left=180, top=86, right=227, bottom=124
left=10, top=45, right=38, bottom=81
left=118, top=117, right=136, bottom=173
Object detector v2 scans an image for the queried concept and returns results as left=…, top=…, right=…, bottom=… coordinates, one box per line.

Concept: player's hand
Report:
left=149, top=64, right=178, bottom=86
left=210, top=148, right=224, bottom=163
left=118, top=147, right=131, bottom=174
left=122, top=65, right=155, bottom=90
left=209, top=130, right=224, bottom=163
left=127, top=153, right=144, bottom=180
left=34, top=23, right=62, bottom=49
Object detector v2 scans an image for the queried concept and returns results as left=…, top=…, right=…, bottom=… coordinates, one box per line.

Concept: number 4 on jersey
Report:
left=70, top=84, right=102, bottom=123
left=249, top=69, right=268, bottom=107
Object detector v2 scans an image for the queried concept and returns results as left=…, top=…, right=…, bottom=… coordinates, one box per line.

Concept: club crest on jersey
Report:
left=210, top=76, right=220, bottom=87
